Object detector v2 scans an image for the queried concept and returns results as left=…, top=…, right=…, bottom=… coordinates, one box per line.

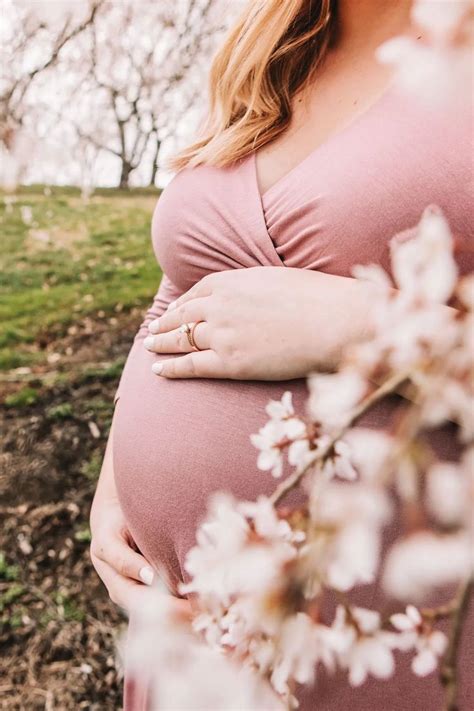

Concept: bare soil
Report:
left=0, top=314, right=141, bottom=710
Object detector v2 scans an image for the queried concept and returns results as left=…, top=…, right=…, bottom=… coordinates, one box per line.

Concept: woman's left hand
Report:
left=143, top=267, right=378, bottom=380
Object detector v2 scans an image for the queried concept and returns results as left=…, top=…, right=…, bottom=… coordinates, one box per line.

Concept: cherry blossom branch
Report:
left=440, top=577, right=473, bottom=711
left=270, top=369, right=411, bottom=506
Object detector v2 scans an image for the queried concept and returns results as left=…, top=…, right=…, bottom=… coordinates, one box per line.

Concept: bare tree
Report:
left=0, top=0, right=102, bottom=148
left=72, top=0, right=223, bottom=188
left=0, top=0, right=232, bottom=189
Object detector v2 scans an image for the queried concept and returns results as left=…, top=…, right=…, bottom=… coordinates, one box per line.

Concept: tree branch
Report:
left=440, top=577, right=473, bottom=711
left=270, top=369, right=411, bottom=507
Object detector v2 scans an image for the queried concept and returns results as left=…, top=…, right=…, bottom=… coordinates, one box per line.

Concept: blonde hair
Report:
left=169, top=0, right=338, bottom=171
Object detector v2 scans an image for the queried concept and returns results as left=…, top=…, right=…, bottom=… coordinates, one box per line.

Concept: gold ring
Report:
left=179, top=322, right=197, bottom=350
left=189, top=321, right=204, bottom=351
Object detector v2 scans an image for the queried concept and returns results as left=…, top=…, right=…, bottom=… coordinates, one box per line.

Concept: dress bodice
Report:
left=151, top=85, right=472, bottom=296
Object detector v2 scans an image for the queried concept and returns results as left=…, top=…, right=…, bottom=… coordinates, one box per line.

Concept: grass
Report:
left=4, top=386, right=41, bottom=407
left=79, top=451, right=104, bottom=482
left=0, top=552, right=20, bottom=581
left=78, top=357, right=126, bottom=383
left=0, top=584, right=25, bottom=614
left=46, top=402, right=74, bottom=420
left=0, top=185, right=162, bottom=370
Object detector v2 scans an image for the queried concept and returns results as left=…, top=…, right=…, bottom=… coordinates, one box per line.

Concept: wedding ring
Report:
left=189, top=321, right=203, bottom=351
left=178, top=322, right=201, bottom=351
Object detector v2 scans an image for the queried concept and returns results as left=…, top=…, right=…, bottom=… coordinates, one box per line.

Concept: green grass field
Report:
left=0, top=186, right=163, bottom=707
left=0, top=185, right=162, bottom=370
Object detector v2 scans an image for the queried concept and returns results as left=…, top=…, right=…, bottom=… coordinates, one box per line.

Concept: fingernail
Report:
left=139, top=566, right=154, bottom=586
left=152, top=362, right=163, bottom=375
left=149, top=319, right=160, bottom=334
left=167, top=301, right=177, bottom=311
left=143, top=336, right=155, bottom=350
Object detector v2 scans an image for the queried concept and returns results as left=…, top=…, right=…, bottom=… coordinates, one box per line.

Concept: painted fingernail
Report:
left=139, top=566, right=154, bottom=586
left=167, top=300, right=177, bottom=311
left=149, top=319, right=160, bottom=334
left=152, top=362, right=163, bottom=375
left=143, top=336, right=155, bottom=350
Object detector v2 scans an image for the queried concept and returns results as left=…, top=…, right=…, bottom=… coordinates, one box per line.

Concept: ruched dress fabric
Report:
left=113, top=84, right=474, bottom=710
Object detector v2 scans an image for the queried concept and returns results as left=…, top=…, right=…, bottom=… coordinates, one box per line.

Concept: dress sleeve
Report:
left=113, top=274, right=182, bottom=405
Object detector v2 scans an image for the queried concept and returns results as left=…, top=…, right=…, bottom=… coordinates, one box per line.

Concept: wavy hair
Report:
left=169, top=0, right=338, bottom=170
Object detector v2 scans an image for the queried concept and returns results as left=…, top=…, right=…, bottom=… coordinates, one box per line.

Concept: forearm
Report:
left=305, top=271, right=382, bottom=372
left=90, top=416, right=118, bottom=526
left=307, top=272, right=460, bottom=414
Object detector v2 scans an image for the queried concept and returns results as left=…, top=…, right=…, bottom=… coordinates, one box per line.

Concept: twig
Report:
left=440, top=577, right=473, bottom=711
left=270, top=369, right=411, bottom=506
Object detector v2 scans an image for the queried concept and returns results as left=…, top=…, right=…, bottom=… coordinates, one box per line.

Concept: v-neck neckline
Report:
left=254, top=79, right=396, bottom=204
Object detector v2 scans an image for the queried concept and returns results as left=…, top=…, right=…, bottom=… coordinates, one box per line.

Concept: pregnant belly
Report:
left=112, top=344, right=461, bottom=598
left=113, top=345, right=309, bottom=593
left=113, top=347, right=474, bottom=710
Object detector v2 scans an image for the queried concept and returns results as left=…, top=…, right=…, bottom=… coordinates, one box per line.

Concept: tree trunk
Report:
left=148, top=135, right=161, bottom=187
left=119, top=160, right=132, bottom=189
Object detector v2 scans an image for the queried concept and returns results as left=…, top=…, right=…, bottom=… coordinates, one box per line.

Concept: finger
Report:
left=144, top=321, right=211, bottom=354
left=151, top=350, right=224, bottom=379
left=93, top=556, right=194, bottom=617
left=92, top=536, right=156, bottom=586
left=148, top=297, right=209, bottom=335
left=92, top=557, right=154, bottom=612
left=166, top=278, right=214, bottom=312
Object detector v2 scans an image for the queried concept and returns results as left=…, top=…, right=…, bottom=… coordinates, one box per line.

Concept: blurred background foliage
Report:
left=0, top=1, right=239, bottom=707
left=1, top=185, right=159, bottom=371
left=1, top=0, right=235, bottom=190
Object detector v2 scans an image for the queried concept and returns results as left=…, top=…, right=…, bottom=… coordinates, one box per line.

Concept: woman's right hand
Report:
left=89, top=416, right=157, bottom=612
left=90, top=491, right=156, bottom=612
left=90, top=416, right=193, bottom=617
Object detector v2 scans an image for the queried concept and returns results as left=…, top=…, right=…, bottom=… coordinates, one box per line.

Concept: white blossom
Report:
left=343, top=429, right=393, bottom=483
left=266, top=390, right=295, bottom=420
left=181, top=494, right=299, bottom=606
left=321, top=438, right=358, bottom=481
left=383, top=531, right=472, bottom=601
left=270, top=614, right=335, bottom=696
left=125, top=589, right=283, bottom=710
left=376, top=36, right=469, bottom=104
left=239, top=496, right=305, bottom=545
left=390, top=206, right=457, bottom=305
left=426, top=457, right=472, bottom=527
left=411, top=629, right=448, bottom=677
left=391, top=606, right=448, bottom=677
left=376, top=1, right=472, bottom=104
left=351, top=263, right=392, bottom=290
left=390, top=604, right=423, bottom=632
left=403, top=295, right=473, bottom=437
left=307, top=370, right=367, bottom=430
left=251, top=391, right=307, bottom=477
left=308, top=482, right=392, bottom=591
left=330, top=606, right=396, bottom=686
left=353, top=207, right=463, bottom=377
left=411, top=0, right=472, bottom=43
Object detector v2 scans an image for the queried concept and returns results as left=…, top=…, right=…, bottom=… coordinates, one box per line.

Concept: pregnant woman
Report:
left=91, top=0, right=473, bottom=708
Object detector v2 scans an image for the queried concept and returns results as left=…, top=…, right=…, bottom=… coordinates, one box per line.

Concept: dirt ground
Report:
left=0, top=313, right=142, bottom=710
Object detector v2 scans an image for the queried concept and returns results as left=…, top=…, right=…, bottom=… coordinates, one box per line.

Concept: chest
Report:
left=255, top=52, right=395, bottom=196
left=259, top=88, right=473, bottom=276
left=152, top=90, right=472, bottom=291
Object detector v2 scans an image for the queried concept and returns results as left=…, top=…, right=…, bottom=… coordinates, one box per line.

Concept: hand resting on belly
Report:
left=143, top=266, right=383, bottom=380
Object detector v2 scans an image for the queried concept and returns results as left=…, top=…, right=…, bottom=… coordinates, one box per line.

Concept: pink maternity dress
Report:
left=113, top=83, right=474, bottom=709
